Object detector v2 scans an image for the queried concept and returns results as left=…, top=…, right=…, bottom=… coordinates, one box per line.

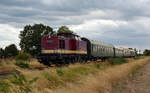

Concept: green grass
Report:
left=15, top=61, right=30, bottom=69
left=134, top=56, right=141, bottom=60
left=0, top=80, right=11, bottom=93
left=130, top=65, right=142, bottom=78
left=41, top=64, right=103, bottom=89
left=10, top=72, right=38, bottom=93
left=0, top=72, right=38, bottom=93
left=43, top=72, right=64, bottom=88
left=15, top=53, right=31, bottom=61
left=0, top=57, right=134, bottom=92
left=107, top=58, right=128, bottom=65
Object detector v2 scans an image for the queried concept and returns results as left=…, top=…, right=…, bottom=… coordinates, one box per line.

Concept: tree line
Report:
left=19, top=24, right=73, bottom=56
left=0, top=44, right=18, bottom=58
left=1, top=23, right=150, bottom=58
left=0, top=24, right=73, bottom=58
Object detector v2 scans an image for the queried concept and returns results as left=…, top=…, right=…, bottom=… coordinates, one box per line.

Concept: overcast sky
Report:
left=0, top=0, right=150, bottom=51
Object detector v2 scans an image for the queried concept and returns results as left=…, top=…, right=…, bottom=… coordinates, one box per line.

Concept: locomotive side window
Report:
left=59, top=40, right=65, bottom=49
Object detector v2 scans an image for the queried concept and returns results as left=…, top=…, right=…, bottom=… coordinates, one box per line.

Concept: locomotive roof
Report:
left=89, top=40, right=114, bottom=48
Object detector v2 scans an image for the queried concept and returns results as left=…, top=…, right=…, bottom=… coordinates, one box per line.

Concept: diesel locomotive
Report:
left=37, top=33, right=135, bottom=66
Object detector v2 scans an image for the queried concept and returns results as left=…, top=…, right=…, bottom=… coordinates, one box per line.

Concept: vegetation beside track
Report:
left=0, top=56, right=149, bottom=93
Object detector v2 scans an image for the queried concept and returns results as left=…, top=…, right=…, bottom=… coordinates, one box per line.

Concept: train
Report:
left=37, top=33, right=135, bottom=66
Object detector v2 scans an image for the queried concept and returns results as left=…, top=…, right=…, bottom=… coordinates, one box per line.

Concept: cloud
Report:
left=0, top=24, right=20, bottom=48
left=70, top=18, right=150, bottom=50
left=0, top=0, right=150, bottom=51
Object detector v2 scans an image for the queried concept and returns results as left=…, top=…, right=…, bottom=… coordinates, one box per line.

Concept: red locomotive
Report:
left=38, top=33, right=87, bottom=65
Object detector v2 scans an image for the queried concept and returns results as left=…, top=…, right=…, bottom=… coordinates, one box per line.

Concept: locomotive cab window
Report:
left=59, top=40, right=65, bottom=49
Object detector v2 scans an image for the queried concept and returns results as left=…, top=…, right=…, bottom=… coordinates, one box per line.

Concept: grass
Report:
left=15, top=53, right=31, bottom=61
left=0, top=72, right=38, bottom=93
left=0, top=57, right=149, bottom=93
left=50, top=57, right=150, bottom=93
left=15, top=61, right=30, bottom=69
left=0, top=80, right=11, bottom=93
left=28, top=59, right=46, bottom=70
left=107, top=58, right=128, bottom=65
left=34, top=64, right=102, bottom=89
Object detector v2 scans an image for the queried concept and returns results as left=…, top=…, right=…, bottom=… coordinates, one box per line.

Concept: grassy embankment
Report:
left=0, top=56, right=149, bottom=93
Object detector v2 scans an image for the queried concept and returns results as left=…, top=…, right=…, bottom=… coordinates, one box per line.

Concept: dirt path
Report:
left=113, top=62, right=150, bottom=93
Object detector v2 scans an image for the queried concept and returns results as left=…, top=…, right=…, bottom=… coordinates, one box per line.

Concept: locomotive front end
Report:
left=38, top=33, right=87, bottom=66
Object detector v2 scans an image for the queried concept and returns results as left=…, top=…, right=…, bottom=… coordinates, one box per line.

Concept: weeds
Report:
left=134, top=56, right=140, bottom=60
left=107, top=58, right=128, bottom=65
left=15, top=53, right=31, bottom=61
left=11, top=72, right=38, bottom=93
left=15, top=61, right=30, bottom=69
left=43, top=72, right=63, bottom=88
left=95, top=64, right=101, bottom=69
left=0, top=80, right=11, bottom=93
left=130, top=65, right=142, bottom=78
left=0, top=60, right=3, bottom=65
left=57, top=69, right=65, bottom=76
left=0, top=72, right=38, bottom=93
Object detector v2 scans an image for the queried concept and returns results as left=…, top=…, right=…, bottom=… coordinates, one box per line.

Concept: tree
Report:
left=0, top=48, right=4, bottom=58
left=134, top=48, right=138, bottom=56
left=5, top=44, right=18, bottom=57
left=19, top=24, right=55, bottom=56
left=143, top=49, right=150, bottom=56
left=57, top=26, right=73, bottom=34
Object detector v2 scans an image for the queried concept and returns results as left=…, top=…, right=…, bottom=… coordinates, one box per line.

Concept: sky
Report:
left=0, top=0, right=150, bottom=51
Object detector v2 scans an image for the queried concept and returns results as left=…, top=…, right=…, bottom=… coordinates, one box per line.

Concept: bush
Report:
left=15, top=53, right=31, bottom=61
left=15, top=61, right=30, bottom=69
left=134, top=56, right=140, bottom=60
left=0, top=80, right=11, bottom=93
left=56, top=69, right=64, bottom=76
left=107, top=58, right=128, bottom=65
left=11, top=72, right=38, bottom=93
left=43, top=72, right=63, bottom=88
left=0, top=60, right=3, bottom=65
left=4, top=44, right=18, bottom=58
left=95, top=64, right=101, bottom=69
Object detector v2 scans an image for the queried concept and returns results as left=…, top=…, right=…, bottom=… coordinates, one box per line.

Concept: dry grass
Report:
left=0, top=57, right=149, bottom=93
left=47, top=57, right=150, bottom=93
left=28, top=59, right=46, bottom=70
left=0, top=59, right=16, bottom=75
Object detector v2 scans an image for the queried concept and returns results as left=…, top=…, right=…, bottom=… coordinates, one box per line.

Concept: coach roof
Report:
left=89, top=40, right=114, bottom=48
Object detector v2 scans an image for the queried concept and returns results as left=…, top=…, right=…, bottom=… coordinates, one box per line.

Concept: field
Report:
left=0, top=56, right=149, bottom=93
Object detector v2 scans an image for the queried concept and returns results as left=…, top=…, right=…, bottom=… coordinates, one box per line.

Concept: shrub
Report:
left=0, top=60, right=3, bottom=65
left=11, top=72, right=38, bottom=93
left=107, top=58, right=128, bottom=65
left=0, top=80, right=11, bottom=93
left=95, top=64, right=101, bottom=69
left=134, top=56, right=140, bottom=60
left=15, top=61, right=30, bottom=69
left=43, top=72, right=63, bottom=88
left=15, top=53, right=31, bottom=61
left=56, top=69, right=64, bottom=76
left=4, top=44, right=18, bottom=58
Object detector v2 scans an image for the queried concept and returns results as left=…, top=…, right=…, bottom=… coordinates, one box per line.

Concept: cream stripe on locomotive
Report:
left=42, top=50, right=87, bottom=54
